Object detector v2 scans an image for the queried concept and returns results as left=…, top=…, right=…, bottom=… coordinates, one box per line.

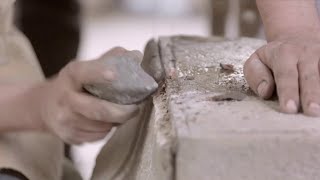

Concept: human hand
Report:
left=33, top=47, right=140, bottom=144
left=244, top=31, right=320, bottom=117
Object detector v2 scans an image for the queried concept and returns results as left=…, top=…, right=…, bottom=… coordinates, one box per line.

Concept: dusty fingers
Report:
left=244, top=51, right=275, bottom=99
left=298, top=49, right=320, bottom=116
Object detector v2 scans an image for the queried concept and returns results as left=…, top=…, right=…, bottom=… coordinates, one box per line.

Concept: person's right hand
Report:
left=33, top=48, right=140, bottom=144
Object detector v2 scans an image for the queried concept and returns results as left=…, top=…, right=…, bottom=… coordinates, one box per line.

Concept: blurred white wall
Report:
left=79, top=0, right=210, bottom=16
left=121, top=0, right=193, bottom=16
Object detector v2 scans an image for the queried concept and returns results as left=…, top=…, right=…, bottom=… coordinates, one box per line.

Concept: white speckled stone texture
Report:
left=163, top=36, right=320, bottom=180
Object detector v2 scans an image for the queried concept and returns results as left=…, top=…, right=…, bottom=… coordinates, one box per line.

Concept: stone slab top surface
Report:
left=161, top=36, right=320, bottom=139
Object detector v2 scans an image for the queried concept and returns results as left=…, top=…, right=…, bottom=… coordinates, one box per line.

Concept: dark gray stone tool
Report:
left=84, top=51, right=159, bottom=105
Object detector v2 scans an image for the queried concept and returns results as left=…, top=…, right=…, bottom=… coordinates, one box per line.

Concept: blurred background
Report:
left=77, top=0, right=211, bottom=59
left=71, top=0, right=261, bottom=179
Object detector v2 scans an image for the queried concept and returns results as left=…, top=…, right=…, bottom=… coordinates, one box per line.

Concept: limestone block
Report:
left=163, top=36, right=320, bottom=180
left=91, top=36, right=320, bottom=180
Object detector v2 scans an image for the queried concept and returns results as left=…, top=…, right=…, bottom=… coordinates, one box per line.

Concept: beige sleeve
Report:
left=0, top=25, right=64, bottom=180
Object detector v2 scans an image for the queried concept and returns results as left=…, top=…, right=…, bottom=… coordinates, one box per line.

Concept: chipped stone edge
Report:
left=152, top=90, right=177, bottom=180
left=159, top=36, right=177, bottom=79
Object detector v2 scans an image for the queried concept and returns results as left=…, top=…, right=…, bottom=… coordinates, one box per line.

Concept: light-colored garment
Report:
left=0, top=1, right=64, bottom=179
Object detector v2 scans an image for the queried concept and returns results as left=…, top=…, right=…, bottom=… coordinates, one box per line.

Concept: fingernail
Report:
left=257, top=81, right=268, bottom=97
left=308, top=102, right=320, bottom=116
left=285, top=100, right=298, bottom=113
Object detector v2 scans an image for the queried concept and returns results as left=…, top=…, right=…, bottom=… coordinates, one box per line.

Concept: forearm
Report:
left=0, top=83, right=43, bottom=132
left=256, top=0, right=320, bottom=41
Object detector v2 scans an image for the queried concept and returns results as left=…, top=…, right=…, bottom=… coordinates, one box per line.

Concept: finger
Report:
left=298, top=55, right=320, bottom=117
left=272, top=48, right=300, bottom=114
left=69, top=92, right=112, bottom=121
left=79, top=131, right=110, bottom=143
left=69, top=131, right=110, bottom=144
left=73, top=116, right=113, bottom=133
left=62, top=61, right=115, bottom=90
left=102, top=102, right=140, bottom=124
left=254, top=44, right=275, bottom=68
left=70, top=92, right=139, bottom=124
left=244, top=52, right=275, bottom=99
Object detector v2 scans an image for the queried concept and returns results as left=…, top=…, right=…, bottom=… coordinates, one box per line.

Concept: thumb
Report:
left=244, top=52, right=275, bottom=99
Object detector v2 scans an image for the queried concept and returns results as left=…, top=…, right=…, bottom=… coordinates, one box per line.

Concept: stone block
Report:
left=164, top=36, right=320, bottom=180
left=92, top=36, right=320, bottom=180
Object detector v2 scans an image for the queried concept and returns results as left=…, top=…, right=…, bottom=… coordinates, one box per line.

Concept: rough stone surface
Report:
left=164, top=36, right=320, bottom=180
left=141, top=39, right=164, bottom=83
left=84, top=52, right=159, bottom=105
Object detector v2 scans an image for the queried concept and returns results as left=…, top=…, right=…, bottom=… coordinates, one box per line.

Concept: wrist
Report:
left=269, top=26, right=320, bottom=42
left=256, top=0, right=320, bottom=42
left=22, top=82, right=48, bottom=131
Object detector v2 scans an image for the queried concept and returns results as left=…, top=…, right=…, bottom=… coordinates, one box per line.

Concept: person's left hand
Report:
left=244, top=31, right=320, bottom=117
